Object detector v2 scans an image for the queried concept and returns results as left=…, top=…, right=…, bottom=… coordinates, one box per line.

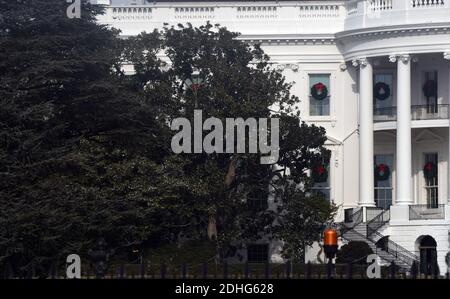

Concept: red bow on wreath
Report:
left=315, top=165, right=326, bottom=175
left=314, top=83, right=326, bottom=94
left=377, top=164, right=387, bottom=173
left=424, top=162, right=433, bottom=172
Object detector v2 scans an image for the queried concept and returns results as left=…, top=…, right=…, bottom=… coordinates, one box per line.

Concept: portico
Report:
left=352, top=52, right=450, bottom=220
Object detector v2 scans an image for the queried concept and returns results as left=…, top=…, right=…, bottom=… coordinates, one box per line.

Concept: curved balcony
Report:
left=374, top=104, right=449, bottom=123
left=345, top=0, right=450, bottom=32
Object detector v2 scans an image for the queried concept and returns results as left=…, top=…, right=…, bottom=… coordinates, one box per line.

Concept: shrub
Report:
left=336, top=241, right=373, bottom=264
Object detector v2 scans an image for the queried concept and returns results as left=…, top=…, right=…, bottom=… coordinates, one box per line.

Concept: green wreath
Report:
left=423, top=162, right=437, bottom=179
left=374, top=163, right=390, bottom=181
left=373, top=82, right=391, bottom=101
left=311, top=82, right=328, bottom=101
left=312, top=165, right=328, bottom=183
left=423, top=80, right=437, bottom=98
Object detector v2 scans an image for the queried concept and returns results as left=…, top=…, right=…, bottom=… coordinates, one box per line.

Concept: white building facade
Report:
left=97, top=0, right=450, bottom=274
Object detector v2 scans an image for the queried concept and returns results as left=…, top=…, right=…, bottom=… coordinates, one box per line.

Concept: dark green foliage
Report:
left=0, top=0, right=166, bottom=275
left=336, top=241, right=374, bottom=265
left=0, top=1, right=334, bottom=275
left=124, top=23, right=336, bottom=261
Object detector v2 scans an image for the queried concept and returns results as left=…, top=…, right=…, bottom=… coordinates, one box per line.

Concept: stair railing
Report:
left=365, top=209, right=419, bottom=268
left=366, top=209, right=390, bottom=237
left=341, top=227, right=419, bottom=270
left=340, top=207, right=419, bottom=271
left=339, top=208, right=363, bottom=235
left=369, top=230, right=420, bottom=267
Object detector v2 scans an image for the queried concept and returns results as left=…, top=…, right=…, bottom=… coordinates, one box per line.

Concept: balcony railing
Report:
left=411, top=0, right=446, bottom=8
left=97, top=0, right=450, bottom=37
left=344, top=0, right=450, bottom=32
left=411, top=104, right=449, bottom=120
left=97, top=1, right=346, bottom=36
left=369, top=0, right=393, bottom=11
left=373, top=104, right=449, bottom=122
left=374, top=106, right=397, bottom=122
left=409, top=204, right=445, bottom=220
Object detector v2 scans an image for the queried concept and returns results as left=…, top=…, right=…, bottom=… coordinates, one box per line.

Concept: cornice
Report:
left=239, top=34, right=336, bottom=45
left=336, top=23, right=450, bottom=40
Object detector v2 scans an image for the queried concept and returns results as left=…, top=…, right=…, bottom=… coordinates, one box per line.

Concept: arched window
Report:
left=417, top=235, right=438, bottom=275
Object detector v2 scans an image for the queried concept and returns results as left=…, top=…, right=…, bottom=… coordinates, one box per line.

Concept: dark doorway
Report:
left=419, top=236, right=438, bottom=275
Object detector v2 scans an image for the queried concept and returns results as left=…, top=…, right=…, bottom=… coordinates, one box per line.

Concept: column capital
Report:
left=388, top=55, right=397, bottom=63
left=351, top=57, right=369, bottom=68
left=389, top=54, right=411, bottom=63
left=444, top=51, right=450, bottom=60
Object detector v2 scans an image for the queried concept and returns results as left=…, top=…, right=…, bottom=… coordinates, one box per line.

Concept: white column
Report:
left=353, top=57, right=375, bottom=208
left=392, top=54, right=413, bottom=205
left=445, top=52, right=450, bottom=205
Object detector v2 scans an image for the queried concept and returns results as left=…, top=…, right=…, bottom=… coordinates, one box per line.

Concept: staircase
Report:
left=338, top=208, right=419, bottom=272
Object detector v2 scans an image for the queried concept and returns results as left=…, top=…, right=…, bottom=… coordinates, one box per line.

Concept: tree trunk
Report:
left=207, top=215, right=217, bottom=240
left=207, top=156, right=238, bottom=240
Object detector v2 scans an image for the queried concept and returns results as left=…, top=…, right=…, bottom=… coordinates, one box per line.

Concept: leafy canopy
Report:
left=0, top=1, right=335, bottom=275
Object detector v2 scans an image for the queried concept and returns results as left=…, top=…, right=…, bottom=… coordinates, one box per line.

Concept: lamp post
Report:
left=184, top=71, right=204, bottom=100
left=323, top=229, right=338, bottom=279
left=184, top=72, right=203, bottom=111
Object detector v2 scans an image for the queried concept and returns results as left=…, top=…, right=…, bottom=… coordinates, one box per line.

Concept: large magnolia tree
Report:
left=124, top=23, right=336, bottom=262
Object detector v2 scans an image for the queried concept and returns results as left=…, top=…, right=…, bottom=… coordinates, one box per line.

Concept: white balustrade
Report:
left=411, top=0, right=445, bottom=8
left=236, top=6, right=278, bottom=19
left=369, top=0, right=393, bottom=11
left=112, top=7, right=152, bottom=21
left=299, top=5, right=340, bottom=18
left=174, top=7, right=215, bottom=20
left=97, top=1, right=450, bottom=36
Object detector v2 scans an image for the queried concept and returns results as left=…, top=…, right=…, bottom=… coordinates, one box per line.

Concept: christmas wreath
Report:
left=311, top=82, right=328, bottom=100
left=312, top=165, right=328, bottom=183
left=373, top=82, right=391, bottom=101
left=374, top=164, right=390, bottom=181
left=423, top=80, right=437, bottom=98
left=423, top=162, right=437, bottom=179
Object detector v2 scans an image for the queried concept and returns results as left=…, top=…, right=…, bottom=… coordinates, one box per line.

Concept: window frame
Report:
left=303, top=69, right=336, bottom=122
left=423, top=152, right=439, bottom=208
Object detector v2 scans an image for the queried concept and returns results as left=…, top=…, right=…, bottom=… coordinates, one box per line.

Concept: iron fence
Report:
left=2, top=260, right=448, bottom=280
